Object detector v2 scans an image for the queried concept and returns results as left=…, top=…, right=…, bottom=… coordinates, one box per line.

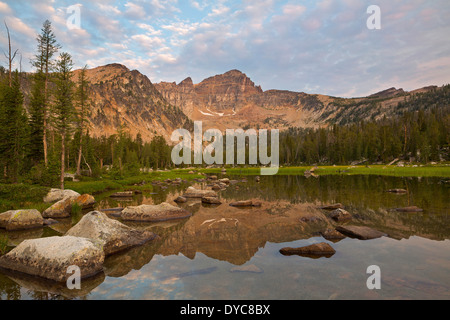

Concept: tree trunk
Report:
left=60, top=133, right=65, bottom=190
left=76, top=134, right=82, bottom=176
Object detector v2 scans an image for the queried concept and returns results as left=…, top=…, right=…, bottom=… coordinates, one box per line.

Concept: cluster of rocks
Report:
left=280, top=202, right=393, bottom=258
left=0, top=189, right=96, bottom=231
left=43, top=189, right=96, bottom=219
left=0, top=211, right=158, bottom=283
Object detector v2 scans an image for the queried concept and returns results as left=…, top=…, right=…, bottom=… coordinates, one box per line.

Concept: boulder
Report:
left=0, top=236, right=104, bottom=283
left=0, top=209, right=44, bottom=231
left=66, top=211, right=157, bottom=256
left=395, top=206, right=423, bottom=212
left=72, top=194, right=96, bottom=209
left=183, top=187, right=218, bottom=198
left=330, top=209, right=352, bottom=222
left=43, top=188, right=80, bottom=203
left=280, top=242, right=336, bottom=257
left=121, top=202, right=192, bottom=222
left=202, top=197, right=222, bottom=205
left=335, top=225, right=387, bottom=240
left=174, top=196, right=188, bottom=203
left=42, top=197, right=73, bottom=219
left=320, top=228, right=346, bottom=241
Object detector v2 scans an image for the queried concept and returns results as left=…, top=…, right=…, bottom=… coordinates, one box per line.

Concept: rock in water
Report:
left=72, top=194, right=96, bottom=209
left=335, top=225, right=387, bottom=240
left=183, top=187, right=218, bottom=198
left=202, top=197, right=222, bottom=205
left=229, top=200, right=254, bottom=207
left=42, top=197, right=74, bottom=219
left=0, top=209, right=44, bottom=231
left=65, top=211, right=157, bottom=256
left=174, top=196, right=188, bottom=203
left=0, top=236, right=104, bottom=283
left=43, top=188, right=80, bottom=203
left=330, top=209, right=352, bottom=222
left=320, top=228, right=346, bottom=241
left=121, top=202, right=191, bottom=222
left=280, top=242, right=336, bottom=257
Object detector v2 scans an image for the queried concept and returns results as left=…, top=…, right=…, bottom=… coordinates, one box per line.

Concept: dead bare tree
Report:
left=3, top=21, right=19, bottom=87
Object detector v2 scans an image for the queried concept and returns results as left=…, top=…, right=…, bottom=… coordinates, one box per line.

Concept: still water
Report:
left=1, top=174, right=449, bottom=300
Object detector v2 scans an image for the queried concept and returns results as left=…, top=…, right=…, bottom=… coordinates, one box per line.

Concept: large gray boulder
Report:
left=121, top=202, right=192, bottom=222
left=0, top=236, right=104, bottom=283
left=183, top=187, right=218, bottom=198
left=0, top=209, right=44, bottom=231
left=43, top=188, right=80, bottom=203
left=65, top=211, right=157, bottom=256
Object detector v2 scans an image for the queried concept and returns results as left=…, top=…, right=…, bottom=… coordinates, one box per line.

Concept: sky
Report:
left=0, top=0, right=449, bottom=97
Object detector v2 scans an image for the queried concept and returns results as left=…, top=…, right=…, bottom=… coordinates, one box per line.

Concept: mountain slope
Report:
left=155, top=70, right=447, bottom=131
left=21, top=64, right=193, bottom=143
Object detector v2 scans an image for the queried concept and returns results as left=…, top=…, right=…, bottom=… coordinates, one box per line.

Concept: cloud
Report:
left=1, top=0, right=449, bottom=97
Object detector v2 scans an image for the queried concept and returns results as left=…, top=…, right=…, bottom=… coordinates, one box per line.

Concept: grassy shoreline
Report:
left=0, top=165, right=448, bottom=213
left=196, top=165, right=450, bottom=178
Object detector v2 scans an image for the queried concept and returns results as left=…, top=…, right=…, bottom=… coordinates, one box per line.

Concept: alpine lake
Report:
left=0, top=173, right=449, bottom=300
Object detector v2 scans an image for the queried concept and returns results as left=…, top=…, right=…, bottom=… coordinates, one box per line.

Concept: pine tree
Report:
left=31, top=20, right=61, bottom=167
left=74, top=65, right=91, bottom=176
left=52, top=52, right=74, bottom=190
left=0, top=72, right=29, bottom=182
left=28, top=70, right=45, bottom=164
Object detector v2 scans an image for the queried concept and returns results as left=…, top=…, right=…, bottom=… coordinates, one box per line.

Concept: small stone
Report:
left=280, top=242, right=336, bottom=257
left=202, top=197, right=222, bottom=205
left=330, top=209, right=352, bottom=222
left=229, top=200, right=254, bottom=207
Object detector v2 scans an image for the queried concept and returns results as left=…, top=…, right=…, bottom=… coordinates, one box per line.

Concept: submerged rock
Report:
left=230, top=264, right=263, bottom=274
left=0, top=236, right=104, bottom=283
left=336, top=225, right=387, bottom=240
left=65, top=211, right=157, bottom=256
left=0, top=209, right=44, bottom=231
left=121, top=202, right=192, bottom=222
left=43, top=188, right=80, bottom=203
left=183, top=187, right=218, bottom=198
left=280, top=242, right=336, bottom=257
